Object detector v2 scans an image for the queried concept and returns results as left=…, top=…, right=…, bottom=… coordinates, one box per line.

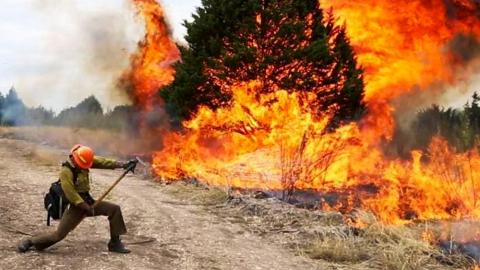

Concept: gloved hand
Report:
left=121, top=159, right=138, bottom=171
left=78, top=202, right=94, bottom=216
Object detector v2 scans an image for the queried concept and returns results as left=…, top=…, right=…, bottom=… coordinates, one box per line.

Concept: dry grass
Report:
left=163, top=181, right=229, bottom=205
left=279, top=131, right=351, bottom=201
left=306, top=211, right=472, bottom=269
left=307, top=233, right=370, bottom=263
left=22, top=147, right=63, bottom=167
left=0, top=126, right=146, bottom=158
left=0, top=134, right=63, bottom=167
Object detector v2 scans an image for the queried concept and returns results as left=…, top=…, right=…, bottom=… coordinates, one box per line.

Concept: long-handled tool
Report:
left=92, top=158, right=139, bottom=208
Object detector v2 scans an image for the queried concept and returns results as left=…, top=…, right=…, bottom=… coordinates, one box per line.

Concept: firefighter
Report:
left=18, top=144, right=136, bottom=254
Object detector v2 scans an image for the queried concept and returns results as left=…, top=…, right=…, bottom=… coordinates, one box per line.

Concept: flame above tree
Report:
left=121, top=0, right=180, bottom=110
left=322, top=0, right=480, bottom=139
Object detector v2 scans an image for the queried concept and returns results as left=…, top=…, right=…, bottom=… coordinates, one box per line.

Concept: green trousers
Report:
left=31, top=201, right=127, bottom=250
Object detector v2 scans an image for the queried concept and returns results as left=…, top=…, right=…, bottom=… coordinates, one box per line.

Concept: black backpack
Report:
left=43, top=162, right=79, bottom=226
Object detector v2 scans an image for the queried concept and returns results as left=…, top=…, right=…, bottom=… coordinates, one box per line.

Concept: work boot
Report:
left=17, top=239, right=33, bottom=253
left=108, top=238, right=130, bottom=254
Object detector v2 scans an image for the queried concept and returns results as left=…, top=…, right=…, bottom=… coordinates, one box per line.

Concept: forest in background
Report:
left=392, top=92, right=480, bottom=155
left=0, top=87, right=135, bottom=131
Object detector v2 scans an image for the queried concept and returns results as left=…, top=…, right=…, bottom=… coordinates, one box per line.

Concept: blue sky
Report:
left=0, top=0, right=201, bottom=111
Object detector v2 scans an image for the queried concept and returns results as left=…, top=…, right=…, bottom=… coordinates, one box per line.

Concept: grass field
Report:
left=0, top=126, right=150, bottom=158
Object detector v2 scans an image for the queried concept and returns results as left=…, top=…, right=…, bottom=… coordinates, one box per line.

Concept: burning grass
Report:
left=1, top=125, right=478, bottom=268
left=152, top=80, right=480, bottom=225
left=161, top=179, right=478, bottom=269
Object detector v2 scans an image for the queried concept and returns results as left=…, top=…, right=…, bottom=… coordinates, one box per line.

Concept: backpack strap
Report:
left=47, top=211, right=51, bottom=226
left=61, top=161, right=79, bottom=185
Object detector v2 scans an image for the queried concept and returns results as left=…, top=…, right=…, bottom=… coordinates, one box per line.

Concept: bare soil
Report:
left=0, top=137, right=324, bottom=270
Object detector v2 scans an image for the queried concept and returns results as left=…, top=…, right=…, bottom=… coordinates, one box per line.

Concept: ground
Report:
left=0, top=136, right=321, bottom=270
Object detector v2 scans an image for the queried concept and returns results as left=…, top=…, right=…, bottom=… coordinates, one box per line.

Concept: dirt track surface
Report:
left=0, top=138, right=321, bottom=270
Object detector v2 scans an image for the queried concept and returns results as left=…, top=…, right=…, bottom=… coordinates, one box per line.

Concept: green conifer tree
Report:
left=162, top=0, right=365, bottom=125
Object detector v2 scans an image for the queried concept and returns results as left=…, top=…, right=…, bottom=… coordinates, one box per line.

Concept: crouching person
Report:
left=18, top=144, right=136, bottom=254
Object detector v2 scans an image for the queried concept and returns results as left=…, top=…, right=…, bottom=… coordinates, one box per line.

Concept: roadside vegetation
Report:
left=305, top=211, right=471, bottom=270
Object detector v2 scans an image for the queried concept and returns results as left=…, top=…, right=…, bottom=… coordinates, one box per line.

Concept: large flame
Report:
left=153, top=81, right=361, bottom=189
left=323, top=0, right=480, bottom=101
left=153, top=80, right=480, bottom=224
left=323, top=0, right=480, bottom=140
left=144, top=0, right=480, bottom=224
left=122, top=0, right=180, bottom=110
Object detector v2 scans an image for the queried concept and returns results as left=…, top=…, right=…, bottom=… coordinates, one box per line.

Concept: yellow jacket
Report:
left=60, top=157, right=121, bottom=205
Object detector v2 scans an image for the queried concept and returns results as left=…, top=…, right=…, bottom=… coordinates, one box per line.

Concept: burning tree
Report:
left=147, top=0, right=480, bottom=227
left=162, top=0, right=365, bottom=124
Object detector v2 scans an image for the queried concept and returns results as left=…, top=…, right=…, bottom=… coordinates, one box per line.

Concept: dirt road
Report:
left=0, top=138, right=321, bottom=270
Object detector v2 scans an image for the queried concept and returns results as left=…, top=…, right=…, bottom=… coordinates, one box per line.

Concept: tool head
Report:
left=125, top=159, right=139, bottom=174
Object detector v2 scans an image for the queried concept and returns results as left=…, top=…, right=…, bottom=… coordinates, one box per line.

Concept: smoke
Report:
left=17, top=0, right=144, bottom=112
left=392, top=32, right=480, bottom=128
left=449, top=34, right=480, bottom=63
left=437, top=220, right=480, bottom=263
left=443, top=0, right=480, bottom=19
left=389, top=30, right=480, bottom=157
left=393, top=52, right=480, bottom=129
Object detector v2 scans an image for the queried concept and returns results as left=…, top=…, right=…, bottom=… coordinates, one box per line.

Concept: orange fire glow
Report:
left=122, top=0, right=180, bottom=110
left=323, top=0, right=480, bottom=140
left=153, top=80, right=480, bottom=224
left=154, top=81, right=361, bottom=190
left=140, top=0, right=480, bottom=225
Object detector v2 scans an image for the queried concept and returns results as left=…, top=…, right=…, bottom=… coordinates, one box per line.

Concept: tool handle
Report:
left=92, top=161, right=136, bottom=208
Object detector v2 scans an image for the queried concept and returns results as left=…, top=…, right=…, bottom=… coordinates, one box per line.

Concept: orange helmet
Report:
left=70, top=144, right=94, bottom=169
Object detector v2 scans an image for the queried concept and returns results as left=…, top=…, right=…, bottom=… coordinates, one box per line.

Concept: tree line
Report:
left=0, top=87, right=135, bottom=131
left=390, top=92, right=480, bottom=155
left=413, top=92, right=480, bottom=152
